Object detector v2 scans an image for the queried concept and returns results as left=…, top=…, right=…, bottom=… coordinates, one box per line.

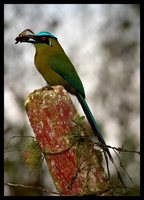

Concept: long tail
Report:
left=77, top=92, right=113, bottom=161
left=77, top=92, right=126, bottom=187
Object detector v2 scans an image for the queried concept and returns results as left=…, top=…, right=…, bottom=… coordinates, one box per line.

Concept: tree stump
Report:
left=25, top=85, right=112, bottom=196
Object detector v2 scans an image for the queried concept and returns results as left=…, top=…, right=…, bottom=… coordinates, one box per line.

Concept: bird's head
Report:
left=15, top=29, right=57, bottom=47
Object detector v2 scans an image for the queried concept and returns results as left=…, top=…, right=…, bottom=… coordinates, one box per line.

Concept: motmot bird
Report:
left=16, top=29, right=127, bottom=187
left=15, top=29, right=113, bottom=163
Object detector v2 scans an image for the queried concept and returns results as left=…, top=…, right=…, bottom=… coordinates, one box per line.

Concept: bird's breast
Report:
left=34, top=50, right=76, bottom=95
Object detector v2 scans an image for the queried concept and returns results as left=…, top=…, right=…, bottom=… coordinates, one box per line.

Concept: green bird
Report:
left=16, top=29, right=127, bottom=186
left=16, top=29, right=113, bottom=162
left=15, top=29, right=113, bottom=162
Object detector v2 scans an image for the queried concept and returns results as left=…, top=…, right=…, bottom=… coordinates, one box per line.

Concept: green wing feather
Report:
left=47, top=52, right=85, bottom=98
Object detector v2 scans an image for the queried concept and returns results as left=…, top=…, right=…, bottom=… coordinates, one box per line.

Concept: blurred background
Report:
left=4, top=4, right=140, bottom=196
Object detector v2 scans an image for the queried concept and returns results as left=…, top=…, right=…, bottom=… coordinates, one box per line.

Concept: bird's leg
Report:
left=41, top=85, right=54, bottom=91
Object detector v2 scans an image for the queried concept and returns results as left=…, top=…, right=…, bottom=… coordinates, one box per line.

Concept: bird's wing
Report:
left=48, top=52, right=85, bottom=98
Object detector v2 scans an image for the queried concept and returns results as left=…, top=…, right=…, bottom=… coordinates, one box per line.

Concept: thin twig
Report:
left=5, top=135, right=35, bottom=149
left=4, top=182, right=60, bottom=195
left=95, top=142, right=140, bottom=155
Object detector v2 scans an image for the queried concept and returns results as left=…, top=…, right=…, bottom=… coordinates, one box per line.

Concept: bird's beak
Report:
left=15, top=35, right=37, bottom=44
left=15, top=29, right=37, bottom=44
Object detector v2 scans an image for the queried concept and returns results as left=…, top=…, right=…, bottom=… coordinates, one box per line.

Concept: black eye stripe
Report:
left=41, top=36, right=47, bottom=41
left=34, top=36, right=57, bottom=46
left=36, top=35, right=57, bottom=41
left=36, top=36, right=48, bottom=41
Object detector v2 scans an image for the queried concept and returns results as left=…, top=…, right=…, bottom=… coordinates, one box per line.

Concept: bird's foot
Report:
left=41, top=85, right=53, bottom=91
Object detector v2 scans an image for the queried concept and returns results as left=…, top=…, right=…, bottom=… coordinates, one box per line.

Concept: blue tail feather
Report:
left=77, top=93, right=113, bottom=162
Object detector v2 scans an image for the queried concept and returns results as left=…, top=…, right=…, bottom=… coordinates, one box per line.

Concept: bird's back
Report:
left=34, top=38, right=85, bottom=97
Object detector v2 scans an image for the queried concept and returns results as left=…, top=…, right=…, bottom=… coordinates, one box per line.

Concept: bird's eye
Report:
left=41, top=36, right=47, bottom=41
left=38, top=36, right=52, bottom=46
